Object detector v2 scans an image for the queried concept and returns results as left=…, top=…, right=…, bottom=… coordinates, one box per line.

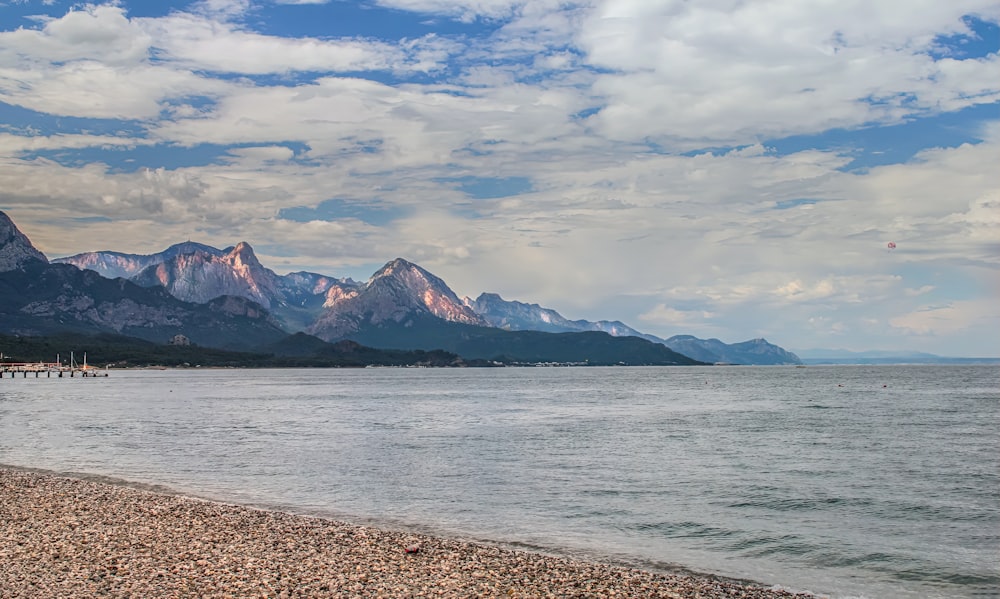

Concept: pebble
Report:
left=0, top=466, right=819, bottom=598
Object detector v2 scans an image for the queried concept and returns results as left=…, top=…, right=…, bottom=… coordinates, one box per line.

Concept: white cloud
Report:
left=0, top=4, right=151, bottom=65
left=0, top=3, right=457, bottom=122
left=0, top=132, right=151, bottom=153
left=148, top=73, right=590, bottom=175
left=0, top=5, right=227, bottom=119
left=904, top=285, right=936, bottom=297
left=140, top=13, right=450, bottom=75
left=774, top=279, right=836, bottom=302
left=225, top=145, right=296, bottom=164
left=0, top=60, right=224, bottom=119
left=190, top=0, right=252, bottom=20
left=575, top=0, right=1000, bottom=145
left=373, top=0, right=529, bottom=22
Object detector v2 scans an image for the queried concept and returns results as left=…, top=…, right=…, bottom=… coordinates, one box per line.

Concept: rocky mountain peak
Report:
left=307, top=258, right=488, bottom=341
left=228, top=242, right=261, bottom=268
left=127, top=240, right=281, bottom=310
left=364, top=258, right=486, bottom=324
left=369, top=257, right=421, bottom=282
left=0, top=211, right=48, bottom=272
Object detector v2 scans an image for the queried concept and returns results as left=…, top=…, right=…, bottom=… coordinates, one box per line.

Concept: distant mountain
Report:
left=280, top=271, right=353, bottom=306
left=663, top=335, right=801, bottom=365
left=794, top=348, right=999, bottom=365
left=464, top=292, right=801, bottom=365
left=465, top=293, right=646, bottom=337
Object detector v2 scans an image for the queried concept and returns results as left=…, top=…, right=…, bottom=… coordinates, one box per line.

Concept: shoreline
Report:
left=1, top=466, right=818, bottom=598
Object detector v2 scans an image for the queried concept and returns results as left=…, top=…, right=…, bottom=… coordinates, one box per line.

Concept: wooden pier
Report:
left=0, top=362, right=108, bottom=378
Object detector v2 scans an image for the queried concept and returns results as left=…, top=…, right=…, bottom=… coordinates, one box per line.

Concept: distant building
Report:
left=168, top=334, right=191, bottom=346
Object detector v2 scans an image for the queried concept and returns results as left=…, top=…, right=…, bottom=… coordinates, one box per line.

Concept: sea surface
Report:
left=1, top=365, right=997, bottom=598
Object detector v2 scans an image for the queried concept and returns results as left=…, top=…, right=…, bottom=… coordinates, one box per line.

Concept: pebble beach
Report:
left=1, top=466, right=817, bottom=598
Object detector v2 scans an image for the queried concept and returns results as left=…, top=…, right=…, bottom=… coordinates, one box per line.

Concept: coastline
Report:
left=1, top=466, right=816, bottom=598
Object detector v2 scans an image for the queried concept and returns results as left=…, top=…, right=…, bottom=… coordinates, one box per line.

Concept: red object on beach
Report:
left=405, top=544, right=421, bottom=554
left=887, top=242, right=896, bottom=250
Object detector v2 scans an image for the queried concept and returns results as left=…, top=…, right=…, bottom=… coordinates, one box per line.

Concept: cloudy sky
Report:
left=1, top=0, right=998, bottom=357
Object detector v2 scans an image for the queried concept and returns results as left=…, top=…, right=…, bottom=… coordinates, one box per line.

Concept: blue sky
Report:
left=1, top=0, right=997, bottom=356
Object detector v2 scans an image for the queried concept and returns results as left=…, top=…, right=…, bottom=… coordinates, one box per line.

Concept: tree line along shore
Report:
left=0, top=332, right=475, bottom=369
left=0, top=330, right=712, bottom=369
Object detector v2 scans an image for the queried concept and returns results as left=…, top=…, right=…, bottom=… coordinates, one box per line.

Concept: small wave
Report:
left=818, top=552, right=895, bottom=568
left=739, top=536, right=818, bottom=558
left=631, top=520, right=740, bottom=540
left=891, top=567, right=1000, bottom=587
left=726, top=496, right=869, bottom=512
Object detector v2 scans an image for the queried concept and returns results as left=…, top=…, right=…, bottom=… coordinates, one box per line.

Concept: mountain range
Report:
left=3, top=210, right=796, bottom=364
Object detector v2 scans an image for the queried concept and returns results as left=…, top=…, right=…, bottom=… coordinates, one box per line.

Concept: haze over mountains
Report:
left=791, top=348, right=998, bottom=365
left=2, top=209, right=796, bottom=364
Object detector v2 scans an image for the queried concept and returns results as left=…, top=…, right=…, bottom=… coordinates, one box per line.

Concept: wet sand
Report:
left=1, top=467, right=816, bottom=598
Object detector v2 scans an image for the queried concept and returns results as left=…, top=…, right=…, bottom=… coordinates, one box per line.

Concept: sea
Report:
left=0, top=365, right=997, bottom=599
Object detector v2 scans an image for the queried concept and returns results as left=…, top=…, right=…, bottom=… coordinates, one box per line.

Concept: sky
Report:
left=0, top=0, right=998, bottom=357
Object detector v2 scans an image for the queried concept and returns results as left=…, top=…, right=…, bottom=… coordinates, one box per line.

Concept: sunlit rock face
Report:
left=0, top=211, right=48, bottom=272
left=54, top=240, right=363, bottom=334
left=308, top=258, right=488, bottom=341
left=54, top=242, right=224, bottom=280
left=363, top=258, right=486, bottom=326
left=130, top=242, right=284, bottom=309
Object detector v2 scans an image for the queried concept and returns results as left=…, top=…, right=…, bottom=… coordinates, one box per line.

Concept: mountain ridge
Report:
left=35, top=214, right=799, bottom=364
left=466, top=293, right=800, bottom=365
left=0, top=211, right=706, bottom=364
left=55, top=242, right=799, bottom=364
left=58, top=239, right=360, bottom=333
left=54, top=241, right=228, bottom=280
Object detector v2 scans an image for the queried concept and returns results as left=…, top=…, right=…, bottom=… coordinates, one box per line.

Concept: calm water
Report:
left=1, top=365, right=997, bottom=598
